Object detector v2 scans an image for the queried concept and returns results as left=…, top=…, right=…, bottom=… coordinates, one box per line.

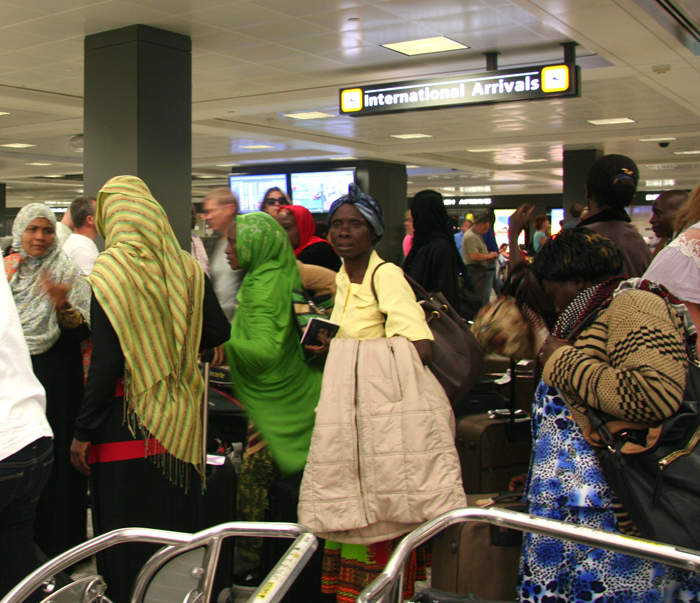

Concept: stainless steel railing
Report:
left=1, top=522, right=316, bottom=603
left=358, top=507, right=700, bottom=603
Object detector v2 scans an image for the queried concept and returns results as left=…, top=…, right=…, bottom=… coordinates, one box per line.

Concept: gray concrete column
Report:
left=83, top=25, right=192, bottom=249
left=356, top=161, right=407, bottom=264
left=563, top=149, right=603, bottom=218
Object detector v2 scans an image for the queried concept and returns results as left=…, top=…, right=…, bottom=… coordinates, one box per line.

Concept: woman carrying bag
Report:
left=299, top=184, right=466, bottom=603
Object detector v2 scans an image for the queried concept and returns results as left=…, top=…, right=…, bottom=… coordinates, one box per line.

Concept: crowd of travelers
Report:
left=2, top=152, right=700, bottom=603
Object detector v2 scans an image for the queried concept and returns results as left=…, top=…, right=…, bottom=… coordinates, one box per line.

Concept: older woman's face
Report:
left=330, top=203, right=375, bottom=260
left=542, top=279, right=584, bottom=315
left=22, top=217, right=55, bottom=257
left=276, top=210, right=300, bottom=249
left=224, top=222, right=239, bottom=270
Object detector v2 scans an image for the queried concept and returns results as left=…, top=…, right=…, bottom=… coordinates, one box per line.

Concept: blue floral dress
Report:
left=518, top=380, right=700, bottom=603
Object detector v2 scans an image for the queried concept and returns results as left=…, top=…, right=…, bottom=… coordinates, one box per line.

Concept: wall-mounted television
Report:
left=493, top=209, right=525, bottom=248
left=290, top=169, right=355, bottom=213
left=550, top=208, right=564, bottom=235
left=229, top=173, right=288, bottom=213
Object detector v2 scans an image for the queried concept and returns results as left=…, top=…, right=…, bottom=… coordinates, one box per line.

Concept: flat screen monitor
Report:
left=550, top=208, right=564, bottom=235
left=229, top=173, right=288, bottom=213
left=290, top=169, right=355, bottom=213
left=493, top=209, right=525, bottom=248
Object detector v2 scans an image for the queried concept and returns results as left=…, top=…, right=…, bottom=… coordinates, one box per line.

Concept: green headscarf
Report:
left=224, top=212, right=322, bottom=476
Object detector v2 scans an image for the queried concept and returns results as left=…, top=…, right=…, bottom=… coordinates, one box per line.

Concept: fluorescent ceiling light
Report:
left=240, top=144, right=276, bottom=150
left=43, top=174, right=63, bottom=178
left=0, top=112, right=10, bottom=116
left=283, top=112, right=334, bottom=120
left=215, top=163, right=240, bottom=167
left=406, top=165, right=420, bottom=168
left=382, top=36, right=469, bottom=56
left=1, top=143, right=37, bottom=148
left=639, top=137, right=677, bottom=142
left=466, top=148, right=501, bottom=153
left=330, top=156, right=357, bottom=160
left=390, top=133, right=432, bottom=139
left=27, top=162, right=52, bottom=166
left=521, top=158, right=548, bottom=163
left=586, top=118, right=636, bottom=125
left=673, top=150, right=700, bottom=155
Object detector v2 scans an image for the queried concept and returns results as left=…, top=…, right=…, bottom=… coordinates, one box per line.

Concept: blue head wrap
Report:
left=328, top=183, right=385, bottom=241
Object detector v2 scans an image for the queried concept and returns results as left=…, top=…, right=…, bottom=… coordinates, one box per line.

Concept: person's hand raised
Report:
left=509, top=204, right=535, bottom=237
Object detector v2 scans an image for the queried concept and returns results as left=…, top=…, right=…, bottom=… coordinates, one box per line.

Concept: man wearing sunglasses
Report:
left=259, top=187, right=291, bottom=217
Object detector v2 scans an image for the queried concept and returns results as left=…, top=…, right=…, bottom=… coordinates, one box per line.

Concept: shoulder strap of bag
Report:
left=370, top=261, right=390, bottom=307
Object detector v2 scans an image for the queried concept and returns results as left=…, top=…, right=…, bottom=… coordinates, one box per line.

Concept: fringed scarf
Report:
left=89, top=176, right=206, bottom=488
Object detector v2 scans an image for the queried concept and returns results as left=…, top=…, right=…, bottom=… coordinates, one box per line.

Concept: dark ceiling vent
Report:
left=636, top=0, right=700, bottom=54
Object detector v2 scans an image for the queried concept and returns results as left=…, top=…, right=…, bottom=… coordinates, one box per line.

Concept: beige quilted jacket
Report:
left=298, top=336, right=466, bottom=545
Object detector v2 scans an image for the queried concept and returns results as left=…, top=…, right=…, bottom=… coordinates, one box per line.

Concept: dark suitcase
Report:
left=431, top=493, right=525, bottom=602
left=453, top=377, right=510, bottom=418
left=456, top=411, right=531, bottom=495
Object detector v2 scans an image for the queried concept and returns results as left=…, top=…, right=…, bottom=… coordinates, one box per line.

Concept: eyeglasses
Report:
left=264, top=196, right=287, bottom=205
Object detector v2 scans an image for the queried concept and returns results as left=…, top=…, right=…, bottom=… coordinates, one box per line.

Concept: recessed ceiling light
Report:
left=382, top=37, right=469, bottom=56
left=283, top=112, right=334, bottom=120
left=390, top=133, right=432, bottom=139
left=673, top=150, right=700, bottom=155
left=1, top=143, right=37, bottom=148
left=639, top=137, right=677, bottom=142
left=27, top=162, right=53, bottom=166
left=466, top=148, right=501, bottom=153
left=521, top=158, right=548, bottom=163
left=240, top=144, right=276, bottom=150
left=215, top=163, right=241, bottom=167
left=330, top=156, right=357, bottom=160
left=586, top=118, right=636, bottom=125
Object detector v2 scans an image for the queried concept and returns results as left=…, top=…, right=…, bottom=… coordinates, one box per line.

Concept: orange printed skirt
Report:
left=322, top=538, right=431, bottom=603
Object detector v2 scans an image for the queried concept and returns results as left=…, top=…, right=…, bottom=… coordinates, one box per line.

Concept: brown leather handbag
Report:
left=372, top=263, right=484, bottom=409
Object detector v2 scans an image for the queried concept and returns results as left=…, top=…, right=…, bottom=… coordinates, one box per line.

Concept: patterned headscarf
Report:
left=90, top=176, right=206, bottom=485
left=328, top=183, right=385, bottom=241
left=5, top=203, right=91, bottom=354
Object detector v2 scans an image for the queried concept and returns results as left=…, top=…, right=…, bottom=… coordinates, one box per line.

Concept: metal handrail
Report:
left=2, top=522, right=316, bottom=603
left=357, top=507, right=700, bottom=603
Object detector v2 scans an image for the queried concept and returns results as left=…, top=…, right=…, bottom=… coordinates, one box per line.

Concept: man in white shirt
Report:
left=203, top=187, right=242, bottom=321
left=62, top=196, right=99, bottom=275
left=0, top=274, right=53, bottom=602
left=56, top=207, right=73, bottom=247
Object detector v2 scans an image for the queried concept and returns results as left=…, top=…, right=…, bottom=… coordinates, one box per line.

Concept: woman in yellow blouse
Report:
left=304, top=185, right=461, bottom=603
left=307, top=184, right=432, bottom=358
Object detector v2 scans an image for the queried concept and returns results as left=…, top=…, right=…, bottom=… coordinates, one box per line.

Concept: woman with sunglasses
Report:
left=259, top=187, right=291, bottom=217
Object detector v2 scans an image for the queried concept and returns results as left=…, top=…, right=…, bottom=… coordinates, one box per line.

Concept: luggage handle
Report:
left=201, top=349, right=216, bottom=470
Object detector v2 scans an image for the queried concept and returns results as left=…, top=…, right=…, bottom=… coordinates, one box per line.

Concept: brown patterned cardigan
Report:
left=543, top=289, right=688, bottom=430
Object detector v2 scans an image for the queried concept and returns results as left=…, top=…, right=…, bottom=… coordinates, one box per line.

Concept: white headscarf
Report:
left=6, top=203, right=91, bottom=354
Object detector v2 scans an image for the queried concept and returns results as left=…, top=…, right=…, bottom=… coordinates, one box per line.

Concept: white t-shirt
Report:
left=0, top=275, right=52, bottom=461
left=210, top=238, right=243, bottom=321
left=62, top=232, right=99, bottom=275
left=56, top=221, right=72, bottom=247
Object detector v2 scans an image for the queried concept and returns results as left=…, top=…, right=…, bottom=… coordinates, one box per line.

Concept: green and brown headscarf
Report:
left=90, top=175, right=206, bottom=486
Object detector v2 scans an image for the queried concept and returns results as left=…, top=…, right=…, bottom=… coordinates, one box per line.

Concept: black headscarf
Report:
left=404, top=189, right=459, bottom=268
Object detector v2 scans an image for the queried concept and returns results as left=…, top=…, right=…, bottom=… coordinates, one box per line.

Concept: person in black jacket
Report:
left=403, top=189, right=462, bottom=312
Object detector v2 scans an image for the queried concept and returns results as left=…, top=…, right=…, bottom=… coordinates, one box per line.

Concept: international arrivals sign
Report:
left=339, top=63, right=580, bottom=116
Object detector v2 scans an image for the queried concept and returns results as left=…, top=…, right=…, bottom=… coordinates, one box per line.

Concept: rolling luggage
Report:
left=456, top=359, right=532, bottom=494
left=456, top=411, right=531, bottom=494
left=430, top=493, right=525, bottom=602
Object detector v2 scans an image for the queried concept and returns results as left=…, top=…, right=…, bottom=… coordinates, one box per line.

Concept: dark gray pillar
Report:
left=563, top=149, right=603, bottom=218
left=355, top=161, right=407, bottom=264
left=84, top=25, right=192, bottom=249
